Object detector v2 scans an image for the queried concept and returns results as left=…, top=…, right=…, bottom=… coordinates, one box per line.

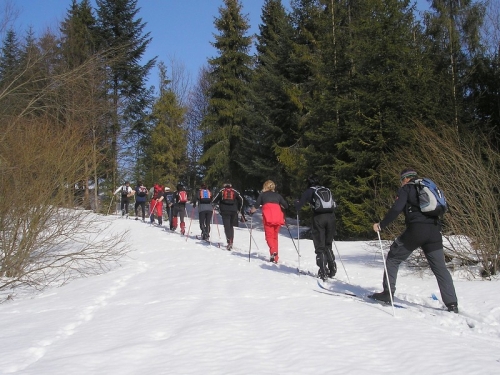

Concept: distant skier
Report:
left=172, top=184, right=188, bottom=234
left=192, top=183, right=213, bottom=241
left=114, top=181, right=134, bottom=217
left=163, top=187, right=174, bottom=229
left=134, top=181, right=148, bottom=221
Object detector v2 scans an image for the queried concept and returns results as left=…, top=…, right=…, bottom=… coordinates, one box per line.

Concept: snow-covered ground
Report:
left=1, top=205, right=499, bottom=374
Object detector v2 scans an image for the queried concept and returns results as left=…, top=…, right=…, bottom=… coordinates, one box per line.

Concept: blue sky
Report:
left=10, top=0, right=429, bottom=89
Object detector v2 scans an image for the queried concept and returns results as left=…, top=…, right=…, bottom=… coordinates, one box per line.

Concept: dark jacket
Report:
left=135, top=185, right=148, bottom=203
left=212, top=187, right=243, bottom=213
left=192, top=188, right=213, bottom=213
left=295, top=186, right=335, bottom=216
left=380, top=178, right=441, bottom=229
left=163, top=192, right=174, bottom=207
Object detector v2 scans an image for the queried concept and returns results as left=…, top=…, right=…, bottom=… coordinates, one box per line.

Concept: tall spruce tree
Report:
left=247, top=0, right=299, bottom=197
left=95, top=0, right=156, bottom=187
left=200, top=0, right=253, bottom=189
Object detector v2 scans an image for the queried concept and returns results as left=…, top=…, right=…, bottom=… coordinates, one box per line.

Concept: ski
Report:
left=316, top=280, right=406, bottom=309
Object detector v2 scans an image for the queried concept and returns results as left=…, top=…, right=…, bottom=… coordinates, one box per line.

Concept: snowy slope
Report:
left=0, top=206, right=499, bottom=374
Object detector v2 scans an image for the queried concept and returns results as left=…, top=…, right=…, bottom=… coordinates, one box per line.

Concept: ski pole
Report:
left=297, top=213, right=301, bottom=273
left=149, top=200, right=158, bottom=224
left=377, top=230, right=396, bottom=317
left=185, top=204, right=196, bottom=241
left=106, top=194, right=115, bottom=215
left=248, top=215, right=252, bottom=262
left=284, top=222, right=300, bottom=256
left=332, top=239, right=350, bottom=283
left=213, top=207, right=221, bottom=239
left=240, top=210, right=260, bottom=252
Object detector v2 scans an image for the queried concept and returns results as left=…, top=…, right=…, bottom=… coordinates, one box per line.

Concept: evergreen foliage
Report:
left=200, top=0, right=253, bottom=189
left=95, top=0, right=156, bottom=187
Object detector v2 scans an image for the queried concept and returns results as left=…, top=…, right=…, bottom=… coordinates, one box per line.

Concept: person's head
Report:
left=223, top=182, right=232, bottom=188
left=306, top=174, right=319, bottom=188
left=177, top=183, right=184, bottom=191
left=125, top=181, right=130, bottom=186
left=262, top=180, right=275, bottom=192
left=200, top=183, right=207, bottom=189
left=400, top=168, right=418, bottom=186
left=165, top=186, right=170, bottom=192
left=138, top=181, right=143, bottom=186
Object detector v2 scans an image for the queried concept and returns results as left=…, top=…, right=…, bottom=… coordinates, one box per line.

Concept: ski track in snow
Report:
left=4, top=257, right=150, bottom=373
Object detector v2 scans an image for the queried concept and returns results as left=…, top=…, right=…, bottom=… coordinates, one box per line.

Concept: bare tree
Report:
left=0, top=43, right=129, bottom=299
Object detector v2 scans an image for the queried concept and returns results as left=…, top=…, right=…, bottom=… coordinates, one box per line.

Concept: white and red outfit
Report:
left=150, top=184, right=164, bottom=224
left=253, top=191, right=288, bottom=261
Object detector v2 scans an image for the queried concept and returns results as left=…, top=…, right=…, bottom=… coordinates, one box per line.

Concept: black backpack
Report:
left=137, top=186, right=148, bottom=197
left=311, top=186, right=336, bottom=213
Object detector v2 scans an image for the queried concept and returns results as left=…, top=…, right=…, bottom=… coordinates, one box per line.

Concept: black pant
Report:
left=312, top=213, right=336, bottom=272
left=166, top=204, right=173, bottom=228
left=120, top=198, right=130, bottom=215
left=382, top=223, right=457, bottom=305
left=135, top=201, right=145, bottom=219
left=199, top=210, right=213, bottom=236
left=221, top=211, right=238, bottom=243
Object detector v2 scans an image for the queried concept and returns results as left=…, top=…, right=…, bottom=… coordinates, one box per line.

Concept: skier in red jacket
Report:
left=250, top=180, right=288, bottom=263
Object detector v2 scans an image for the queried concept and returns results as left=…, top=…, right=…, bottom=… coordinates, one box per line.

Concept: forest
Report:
left=1, top=0, right=499, bottom=283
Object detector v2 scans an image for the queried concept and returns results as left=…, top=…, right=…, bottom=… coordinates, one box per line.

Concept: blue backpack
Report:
left=412, top=178, right=447, bottom=217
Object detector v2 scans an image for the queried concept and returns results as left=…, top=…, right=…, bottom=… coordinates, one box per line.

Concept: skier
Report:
left=211, top=182, right=243, bottom=250
left=150, top=183, right=164, bottom=225
left=371, top=168, right=459, bottom=313
left=249, top=180, right=288, bottom=263
left=172, top=184, right=188, bottom=234
left=192, top=183, right=213, bottom=241
left=134, top=181, right=148, bottom=221
left=113, top=181, right=134, bottom=217
left=163, top=187, right=174, bottom=229
left=295, top=175, right=337, bottom=280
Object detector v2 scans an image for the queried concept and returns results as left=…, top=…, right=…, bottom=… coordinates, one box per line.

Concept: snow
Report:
left=1, top=206, right=499, bottom=374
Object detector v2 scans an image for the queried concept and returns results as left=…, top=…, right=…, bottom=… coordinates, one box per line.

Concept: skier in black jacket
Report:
left=212, top=182, right=243, bottom=250
left=295, top=175, right=337, bottom=280
left=371, top=168, right=458, bottom=313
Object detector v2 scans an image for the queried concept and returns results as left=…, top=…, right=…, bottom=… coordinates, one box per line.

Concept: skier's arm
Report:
left=379, top=187, right=409, bottom=230
left=295, top=189, right=312, bottom=211
left=279, top=195, right=289, bottom=210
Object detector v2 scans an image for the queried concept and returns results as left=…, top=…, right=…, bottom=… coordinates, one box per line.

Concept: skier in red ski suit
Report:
left=250, top=180, right=288, bottom=263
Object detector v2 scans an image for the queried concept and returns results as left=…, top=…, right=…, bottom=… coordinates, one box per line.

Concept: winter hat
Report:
left=164, top=187, right=170, bottom=191
left=400, top=168, right=417, bottom=181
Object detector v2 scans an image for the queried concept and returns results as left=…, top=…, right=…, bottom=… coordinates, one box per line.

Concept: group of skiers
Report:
left=114, top=167, right=459, bottom=314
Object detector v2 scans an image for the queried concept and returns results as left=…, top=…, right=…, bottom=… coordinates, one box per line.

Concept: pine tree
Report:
left=247, top=0, right=299, bottom=197
left=60, top=0, right=97, bottom=69
left=0, top=29, right=20, bottom=83
left=95, top=0, right=156, bottom=187
left=200, top=0, right=253, bottom=189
